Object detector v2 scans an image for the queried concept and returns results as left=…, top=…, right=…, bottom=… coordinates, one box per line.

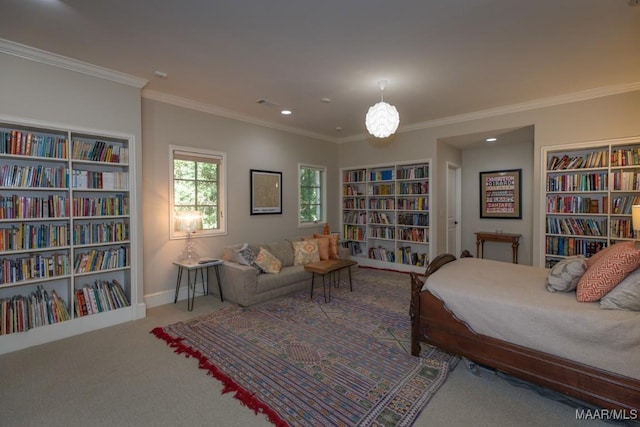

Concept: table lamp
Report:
left=176, top=210, right=202, bottom=263
left=633, top=205, right=640, bottom=248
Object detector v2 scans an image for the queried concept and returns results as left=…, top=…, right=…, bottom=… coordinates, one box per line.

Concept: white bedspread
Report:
left=423, top=257, right=640, bottom=380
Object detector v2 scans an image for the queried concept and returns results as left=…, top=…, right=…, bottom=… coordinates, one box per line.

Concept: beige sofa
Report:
left=218, top=238, right=349, bottom=306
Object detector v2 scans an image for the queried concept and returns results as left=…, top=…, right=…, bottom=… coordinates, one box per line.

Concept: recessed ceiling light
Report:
left=486, top=137, right=497, bottom=142
left=321, top=98, right=331, bottom=103
left=153, top=70, right=168, bottom=79
left=281, top=110, right=292, bottom=115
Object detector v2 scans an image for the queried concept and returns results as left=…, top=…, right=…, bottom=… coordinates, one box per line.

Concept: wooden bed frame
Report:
left=409, top=252, right=640, bottom=411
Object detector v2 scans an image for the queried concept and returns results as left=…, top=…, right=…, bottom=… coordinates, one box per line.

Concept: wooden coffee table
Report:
left=304, top=259, right=357, bottom=302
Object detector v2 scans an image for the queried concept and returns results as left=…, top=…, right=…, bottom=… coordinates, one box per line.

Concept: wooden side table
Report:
left=304, top=259, right=357, bottom=303
left=475, top=231, right=521, bottom=264
left=173, top=259, right=224, bottom=311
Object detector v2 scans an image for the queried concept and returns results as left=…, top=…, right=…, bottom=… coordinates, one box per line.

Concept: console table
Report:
left=173, top=259, right=224, bottom=311
left=475, top=231, right=521, bottom=264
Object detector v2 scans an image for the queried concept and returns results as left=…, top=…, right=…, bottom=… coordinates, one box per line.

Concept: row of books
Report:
left=545, top=236, right=607, bottom=258
left=547, top=150, right=608, bottom=170
left=0, top=223, right=69, bottom=252
left=546, top=217, right=606, bottom=236
left=369, top=198, right=395, bottom=210
left=343, top=169, right=367, bottom=183
left=72, top=222, right=129, bottom=246
left=546, top=172, right=608, bottom=192
left=369, top=169, right=394, bottom=181
left=343, top=225, right=365, bottom=241
left=0, top=286, right=70, bottom=335
left=609, top=218, right=635, bottom=239
left=74, top=279, right=129, bottom=317
left=611, top=170, right=640, bottom=191
left=72, top=140, right=128, bottom=164
left=0, top=194, right=68, bottom=219
left=397, top=246, right=428, bottom=266
left=368, top=246, right=396, bottom=262
left=0, top=164, right=68, bottom=188
left=546, top=195, right=605, bottom=214
left=610, top=195, right=640, bottom=215
left=398, top=227, right=429, bottom=243
left=71, top=170, right=129, bottom=190
left=343, top=185, right=364, bottom=196
left=397, top=197, right=428, bottom=211
left=343, top=211, right=366, bottom=225
left=397, top=213, right=429, bottom=226
left=610, top=147, right=640, bottom=167
left=72, top=194, right=129, bottom=217
left=73, top=247, right=129, bottom=274
left=0, top=130, right=68, bottom=159
left=343, top=198, right=366, bottom=209
left=369, top=211, right=393, bottom=224
left=368, top=183, right=394, bottom=195
left=369, top=226, right=395, bottom=240
left=397, top=181, right=429, bottom=195
left=0, top=252, right=70, bottom=284
left=396, top=165, right=429, bottom=180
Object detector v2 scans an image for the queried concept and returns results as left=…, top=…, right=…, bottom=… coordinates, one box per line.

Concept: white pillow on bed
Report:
left=600, top=267, right=640, bottom=311
left=545, top=255, right=587, bottom=293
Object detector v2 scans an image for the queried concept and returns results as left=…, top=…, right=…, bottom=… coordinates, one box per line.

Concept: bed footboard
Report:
left=409, top=253, right=640, bottom=411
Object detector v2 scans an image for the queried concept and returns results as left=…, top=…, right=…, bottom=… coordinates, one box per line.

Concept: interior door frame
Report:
left=446, top=162, right=462, bottom=255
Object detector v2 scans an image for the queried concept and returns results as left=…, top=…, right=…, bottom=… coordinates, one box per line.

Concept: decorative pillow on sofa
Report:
left=305, top=236, right=329, bottom=260
left=313, top=233, right=340, bottom=259
left=263, top=241, right=295, bottom=267
left=292, top=240, right=320, bottom=265
left=600, top=267, right=640, bottom=311
left=545, top=255, right=587, bottom=293
left=254, top=247, right=282, bottom=274
left=576, top=241, right=640, bottom=302
left=235, top=243, right=263, bottom=272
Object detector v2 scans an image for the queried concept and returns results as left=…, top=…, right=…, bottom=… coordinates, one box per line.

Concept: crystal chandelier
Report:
left=365, top=80, right=399, bottom=138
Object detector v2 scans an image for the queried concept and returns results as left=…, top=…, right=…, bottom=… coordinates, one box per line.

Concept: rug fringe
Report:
left=150, top=327, right=288, bottom=427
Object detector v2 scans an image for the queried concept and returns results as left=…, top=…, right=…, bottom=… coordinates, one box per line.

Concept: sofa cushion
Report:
left=292, top=240, right=320, bottom=265
left=313, top=233, right=340, bottom=259
left=305, top=236, right=329, bottom=260
left=262, top=240, right=295, bottom=267
left=254, top=247, right=282, bottom=274
left=256, top=265, right=311, bottom=293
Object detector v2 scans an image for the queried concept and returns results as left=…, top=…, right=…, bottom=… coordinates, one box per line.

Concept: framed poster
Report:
left=250, top=169, right=282, bottom=215
left=479, top=169, right=522, bottom=219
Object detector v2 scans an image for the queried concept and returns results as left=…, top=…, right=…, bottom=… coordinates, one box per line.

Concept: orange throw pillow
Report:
left=304, top=236, right=329, bottom=260
left=314, top=233, right=340, bottom=259
left=576, top=241, right=640, bottom=302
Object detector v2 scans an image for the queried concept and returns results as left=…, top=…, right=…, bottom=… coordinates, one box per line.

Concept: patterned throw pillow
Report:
left=576, top=241, right=640, bottom=302
left=600, top=267, right=640, bottom=311
left=545, top=255, right=587, bottom=293
left=314, top=233, right=340, bottom=259
left=292, top=240, right=320, bottom=265
left=254, top=247, right=282, bottom=274
left=235, top=244, right=262, bottom=272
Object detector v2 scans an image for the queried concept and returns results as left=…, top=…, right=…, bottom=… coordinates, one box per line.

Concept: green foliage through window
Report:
left=299, top=165, right=325, bottom=224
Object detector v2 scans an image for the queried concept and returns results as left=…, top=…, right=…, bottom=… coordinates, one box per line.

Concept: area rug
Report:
left=152, top=267, right=457, bottom=427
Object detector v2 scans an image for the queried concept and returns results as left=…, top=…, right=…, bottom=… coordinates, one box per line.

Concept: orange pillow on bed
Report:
left=576, top=241, right=640, bottom=302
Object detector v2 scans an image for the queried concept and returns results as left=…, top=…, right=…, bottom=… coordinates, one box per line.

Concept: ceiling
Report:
left=1, top=0, right=639, bottom=144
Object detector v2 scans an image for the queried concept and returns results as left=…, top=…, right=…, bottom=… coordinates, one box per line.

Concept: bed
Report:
left=409, top=252, right=640, bottom=411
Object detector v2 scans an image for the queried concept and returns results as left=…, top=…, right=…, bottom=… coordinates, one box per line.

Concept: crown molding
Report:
left=142, top=89, right=337, bottom=143
left=336, top=81, right=640, bottom=143
left=0, top=38, right=148, bottom=89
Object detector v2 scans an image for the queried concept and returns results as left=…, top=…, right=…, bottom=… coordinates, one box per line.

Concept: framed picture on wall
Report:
left=479, top=169, right=522, bottom=219
left=250, top=169, right=282, bottom=215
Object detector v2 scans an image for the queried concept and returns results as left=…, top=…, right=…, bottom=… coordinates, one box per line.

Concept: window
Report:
left=170, top=145, right=226, bottom=238
left=299, top=163, right=326, bottom=226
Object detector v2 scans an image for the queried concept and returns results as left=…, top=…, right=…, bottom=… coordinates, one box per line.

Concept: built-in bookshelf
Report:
left=341, top=161, right=431, bottom=272
left=0, top=120, right=137, bottom=354
left=542, top=136, right=640, bottom=267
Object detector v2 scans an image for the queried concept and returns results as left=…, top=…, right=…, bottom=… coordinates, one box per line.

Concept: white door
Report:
left=446, top=164, right=461, bottom=256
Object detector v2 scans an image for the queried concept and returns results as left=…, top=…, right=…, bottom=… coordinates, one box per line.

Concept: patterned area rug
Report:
left=152, top=267, right=458, bottom=427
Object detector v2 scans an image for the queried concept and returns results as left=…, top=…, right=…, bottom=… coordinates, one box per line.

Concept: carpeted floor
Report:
left=152, top=268, right=457, bottom=426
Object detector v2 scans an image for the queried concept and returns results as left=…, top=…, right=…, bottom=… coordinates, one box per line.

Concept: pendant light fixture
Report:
left=365, top=80, right=399, bottom=138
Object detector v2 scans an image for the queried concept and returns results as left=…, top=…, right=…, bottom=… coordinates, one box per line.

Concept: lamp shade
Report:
left=175, top=211, right=203, bottom=233
left=365, top=101, right=400, bottom=138
left=633, top=205, right=640, bottom=234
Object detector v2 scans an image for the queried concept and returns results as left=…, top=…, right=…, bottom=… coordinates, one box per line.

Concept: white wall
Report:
left=0, top=52, right=146, bottom=313
left=141, top=99, right=339, bottom=306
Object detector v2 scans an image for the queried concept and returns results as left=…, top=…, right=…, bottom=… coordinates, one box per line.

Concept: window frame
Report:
left=169, top=145, right=227, bottom=239
left=298, top=163, right=327, bottom=228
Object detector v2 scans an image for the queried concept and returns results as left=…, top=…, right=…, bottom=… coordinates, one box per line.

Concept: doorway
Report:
left=446, top=163, right=462, bottom=256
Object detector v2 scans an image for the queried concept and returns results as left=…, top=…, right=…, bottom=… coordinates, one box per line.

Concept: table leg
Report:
left=512, top=241, right=519, bottom=264
left=310, top=272, right=316, bottom=299
left=322, top=274, right=328, bottom=303
left=200, top=267, right=207, bottom=295
left=348, top=266, right=353, bottom=292
left=187, top=269, right=195, bottom=311
left=213, top=265, right=224, bottom=302
left=174, top=266, right=184, bottom=303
